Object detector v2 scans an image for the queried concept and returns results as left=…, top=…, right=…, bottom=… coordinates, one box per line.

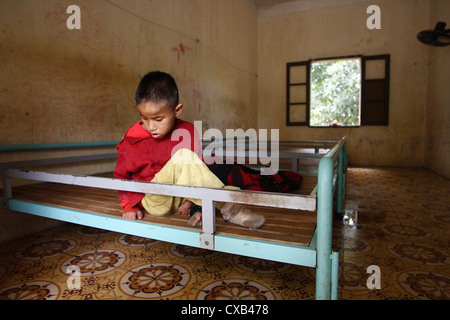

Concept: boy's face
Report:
left=137, top=101, right=183, bottom=140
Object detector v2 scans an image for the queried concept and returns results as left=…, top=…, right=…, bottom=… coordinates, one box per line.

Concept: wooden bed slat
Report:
left=11, top=181, right=317, bottom=247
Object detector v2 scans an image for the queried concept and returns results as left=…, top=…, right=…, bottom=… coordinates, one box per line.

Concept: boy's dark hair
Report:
left=135, top=71, right=179, bottom=108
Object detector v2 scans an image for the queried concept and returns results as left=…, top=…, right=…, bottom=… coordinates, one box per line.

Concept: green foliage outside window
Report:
left=310, top=58, right=361, bottom=127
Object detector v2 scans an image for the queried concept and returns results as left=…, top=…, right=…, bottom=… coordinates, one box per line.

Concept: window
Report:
left=310, top=57, right=361, bottom=127
left=286, top=54, right=390, bottom=127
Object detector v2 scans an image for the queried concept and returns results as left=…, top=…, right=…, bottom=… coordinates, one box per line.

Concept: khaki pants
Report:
left=141, top=148, right=236, bottom=216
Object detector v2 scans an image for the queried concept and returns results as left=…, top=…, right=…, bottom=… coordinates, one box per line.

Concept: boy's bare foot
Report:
left=188, top=205, right=202, bottom=227
left=123, top=209, right=143, bottom=220
left=220, top=203, right=265, bottom=231
left=178, top=200, right=202, bottom=227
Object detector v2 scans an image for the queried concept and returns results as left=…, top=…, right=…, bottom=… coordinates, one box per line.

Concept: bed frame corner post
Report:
left=316, top=156, right=333, bottom=300
left=343, top=140, right=348, bottom=172
left=336, top=147, right=345, bottom=219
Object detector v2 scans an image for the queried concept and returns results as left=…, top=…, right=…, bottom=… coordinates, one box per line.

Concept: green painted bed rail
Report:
left=0, top=141, right=120, bottom=152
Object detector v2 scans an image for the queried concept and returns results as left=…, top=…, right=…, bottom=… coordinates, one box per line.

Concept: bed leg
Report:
left=316, top=157, right=333, bottom=300
left=331, top=251, right=340, bottom=300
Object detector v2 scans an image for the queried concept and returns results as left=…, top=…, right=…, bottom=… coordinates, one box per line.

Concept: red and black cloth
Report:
left=208, top=163, right=302, bottom=193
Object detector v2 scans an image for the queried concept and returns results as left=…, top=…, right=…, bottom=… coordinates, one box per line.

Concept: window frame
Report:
left=286, top=54, right=390, bottom=127
left=286, top=61, right=310, bottom=126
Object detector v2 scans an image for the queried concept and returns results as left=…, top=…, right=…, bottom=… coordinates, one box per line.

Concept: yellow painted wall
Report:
left=425, top=0, right=450, bottom=178
left=0, top=0, right=258, bottom=243
left=0, top=0, right=258, bottom=146
left=257, top=0, right=432, bottom=167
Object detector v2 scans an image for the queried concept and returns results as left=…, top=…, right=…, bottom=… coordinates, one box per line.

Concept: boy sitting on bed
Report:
left=113, top=71, right=265, bottom=230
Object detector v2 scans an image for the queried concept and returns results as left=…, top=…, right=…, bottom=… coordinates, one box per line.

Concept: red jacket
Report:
left=113, top=119, right=200, bottom=212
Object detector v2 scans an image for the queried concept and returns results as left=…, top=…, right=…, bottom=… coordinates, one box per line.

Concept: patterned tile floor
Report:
left=0, top=167, right=448, bottom=300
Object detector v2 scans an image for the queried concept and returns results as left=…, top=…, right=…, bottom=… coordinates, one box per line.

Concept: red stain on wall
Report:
left=172, top=42, right=192, bottom=63
left=192, top=88, right=202, bottom=113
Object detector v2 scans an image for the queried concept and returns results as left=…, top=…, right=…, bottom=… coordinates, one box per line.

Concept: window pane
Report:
left=363, top=79, right=386, bottom=100
left=289, top=104, right=307, bottom=123
left=289, top=85, right=307, bottom=103
left=290, top=65, right=307, bottom=83
left=364, top=102, right=387, bottom=124
left=365, top=59, right=385, bottom=80
left=310, top=58, right=361, bottom=127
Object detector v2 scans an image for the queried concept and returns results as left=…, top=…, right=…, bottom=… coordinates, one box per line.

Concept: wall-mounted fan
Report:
left=417, top=22, right=450, bottom=47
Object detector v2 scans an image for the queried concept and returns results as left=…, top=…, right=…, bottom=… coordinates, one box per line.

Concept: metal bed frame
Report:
left=1, top=137, right=347, bottom=300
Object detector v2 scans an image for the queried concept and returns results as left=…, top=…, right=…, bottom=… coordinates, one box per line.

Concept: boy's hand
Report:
left=123, top=209, right=143, bottom=220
